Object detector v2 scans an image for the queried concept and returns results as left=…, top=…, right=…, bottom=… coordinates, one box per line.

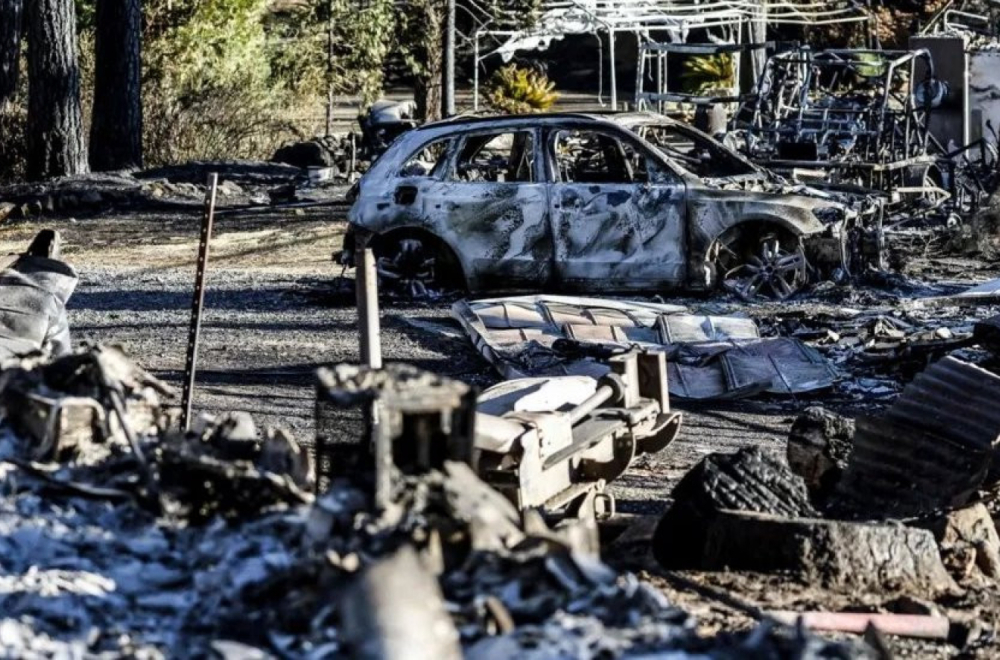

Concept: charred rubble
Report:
left=652, top=356, right=1000, bottom=602
left=0, top=348, right=880, bottom=658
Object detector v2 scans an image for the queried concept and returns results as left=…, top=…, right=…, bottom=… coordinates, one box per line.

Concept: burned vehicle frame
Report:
left=341, top=113, right=882, bottom=300
left=737, top=48, right=960, bottom=212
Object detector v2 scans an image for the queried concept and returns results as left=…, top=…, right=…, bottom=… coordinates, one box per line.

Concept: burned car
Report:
left=341, top=113, right=881, bottom=299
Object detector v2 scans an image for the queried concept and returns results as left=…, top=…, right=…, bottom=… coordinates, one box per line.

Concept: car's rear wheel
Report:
left=373, top=235, right=463, bottom=299
left=711, top=227, right=808, bottom=301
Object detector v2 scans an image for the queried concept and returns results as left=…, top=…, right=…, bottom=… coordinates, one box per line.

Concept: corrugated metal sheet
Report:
left=834, top=357, right=1000, bottom=518
left=452, top=296, right=837, bottom=400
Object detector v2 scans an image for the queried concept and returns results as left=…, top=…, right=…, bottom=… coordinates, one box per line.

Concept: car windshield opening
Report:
left=635, top=124, right=756, bottom=178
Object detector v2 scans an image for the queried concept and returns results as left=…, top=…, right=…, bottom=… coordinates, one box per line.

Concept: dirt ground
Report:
left=3, top=195, right=998, bottom=657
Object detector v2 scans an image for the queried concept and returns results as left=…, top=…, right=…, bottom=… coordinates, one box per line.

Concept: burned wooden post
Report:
left=355, top=230, right=382, bottom=369
left=180, top=173, right=218, bottom=431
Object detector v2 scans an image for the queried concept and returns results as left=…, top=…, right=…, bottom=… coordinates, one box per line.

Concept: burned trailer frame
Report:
left=738, top=48, right=949, bottom=210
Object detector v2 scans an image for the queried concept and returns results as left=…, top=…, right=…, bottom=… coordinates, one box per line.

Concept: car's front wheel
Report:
left=710, top=226, right=808, bottom=301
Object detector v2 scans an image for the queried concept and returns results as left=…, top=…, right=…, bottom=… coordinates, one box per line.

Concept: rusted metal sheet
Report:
left=453, top=295, right=837, bottom=399
left=834, top=357, right=1000, bottom=518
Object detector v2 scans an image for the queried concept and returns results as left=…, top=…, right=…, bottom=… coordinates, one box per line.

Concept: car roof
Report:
left=417, top=111, right=680, bottom=132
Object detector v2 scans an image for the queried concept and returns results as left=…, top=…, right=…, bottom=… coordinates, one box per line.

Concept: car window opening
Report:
left=454, top=131, right=535, bottom=183
left=399, top=137, right=452, bottom=177
left=636, top=124, right=756, bottom=178
left=553, top=129, right=652, bottom=185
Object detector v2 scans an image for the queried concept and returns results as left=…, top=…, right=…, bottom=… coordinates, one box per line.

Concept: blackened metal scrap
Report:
left=833, top=356, right=1000, bottom=519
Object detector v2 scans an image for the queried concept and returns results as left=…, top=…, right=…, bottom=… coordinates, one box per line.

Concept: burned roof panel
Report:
left=453, top=295, right=837, bottom=400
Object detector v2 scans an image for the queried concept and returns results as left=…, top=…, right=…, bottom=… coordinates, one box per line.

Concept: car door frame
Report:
left=433, top=124, right=553, bottom=290
left=543, top=120, right=690, bottom=292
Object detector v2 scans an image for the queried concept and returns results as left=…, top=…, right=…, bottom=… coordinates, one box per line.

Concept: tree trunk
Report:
left=0, top=0, right=23, bottom=110
left=25, top=0, right=87, bottom=180
left=414, top=0, right=443, bottom=122
left=89, top=0, right=142, bottom=171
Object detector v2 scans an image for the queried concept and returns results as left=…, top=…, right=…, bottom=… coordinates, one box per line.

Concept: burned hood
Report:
left=687, top=187, right=840, bottom=238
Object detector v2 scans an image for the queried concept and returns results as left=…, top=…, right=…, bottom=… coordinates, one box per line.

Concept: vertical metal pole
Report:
left=473, top=33, right=480, bottom=111
left=443, top=0, right=456, bottom=117
left=356, top=239, right=382, bottom=369
left=609, top=29, right=617, bottom=111
left=180, top=173, right=218, bottom=431
left=325, top=0, right=335, bottom=137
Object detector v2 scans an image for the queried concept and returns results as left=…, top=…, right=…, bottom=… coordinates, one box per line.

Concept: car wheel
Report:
left=374, top=237, right=460, bottom=299
left=712, top=228, right=808, bottom=301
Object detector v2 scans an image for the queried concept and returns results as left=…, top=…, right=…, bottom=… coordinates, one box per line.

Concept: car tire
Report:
left=711, top=226, right=808, bottom=301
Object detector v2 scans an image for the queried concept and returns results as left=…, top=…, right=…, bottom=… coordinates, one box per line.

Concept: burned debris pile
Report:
left=653, top=356, right=1000, bottom=601
left=0, top=348, right=878, bottom=657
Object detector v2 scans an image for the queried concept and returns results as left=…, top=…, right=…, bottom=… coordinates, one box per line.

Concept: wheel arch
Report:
left=695, top=217, right=807, bottom=292
left=367, top=225, right=469, bottom=289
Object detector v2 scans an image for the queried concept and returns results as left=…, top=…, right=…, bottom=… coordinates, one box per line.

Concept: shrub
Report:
left=486, top=64, right=558, bottom=115
left=680, top=54, right=735, bottom=96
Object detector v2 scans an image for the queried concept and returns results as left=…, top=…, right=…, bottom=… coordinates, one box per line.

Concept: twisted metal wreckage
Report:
left=732, top=47, right=1000, bottom=220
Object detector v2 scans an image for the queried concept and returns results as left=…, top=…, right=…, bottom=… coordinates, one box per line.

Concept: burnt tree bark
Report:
left=0, top=0, right=23, bottom=110
left=89, top=0, right=142, bottom=171
left=413, top=0, right=443, bottom=122
left=25, top=0, right=87, bottom=179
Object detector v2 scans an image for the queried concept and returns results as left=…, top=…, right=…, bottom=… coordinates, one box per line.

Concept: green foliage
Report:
left=485, top=64, right=558, bottom=115
left=64, top=0, right=396, bottom=166
left=853, top=52, right=888, bottom=79
left=267, top=0, right=394, bottom=104
left=680, top=54, right=735, bottom=96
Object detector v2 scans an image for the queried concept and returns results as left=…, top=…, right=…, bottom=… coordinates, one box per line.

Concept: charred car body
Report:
left=341, top=113, right=882, bottom=299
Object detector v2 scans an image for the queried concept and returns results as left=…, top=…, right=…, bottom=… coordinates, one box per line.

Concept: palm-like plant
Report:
left=680, top=54, right=735, bottom=96
left=486, top=64, right=559, bottom=114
